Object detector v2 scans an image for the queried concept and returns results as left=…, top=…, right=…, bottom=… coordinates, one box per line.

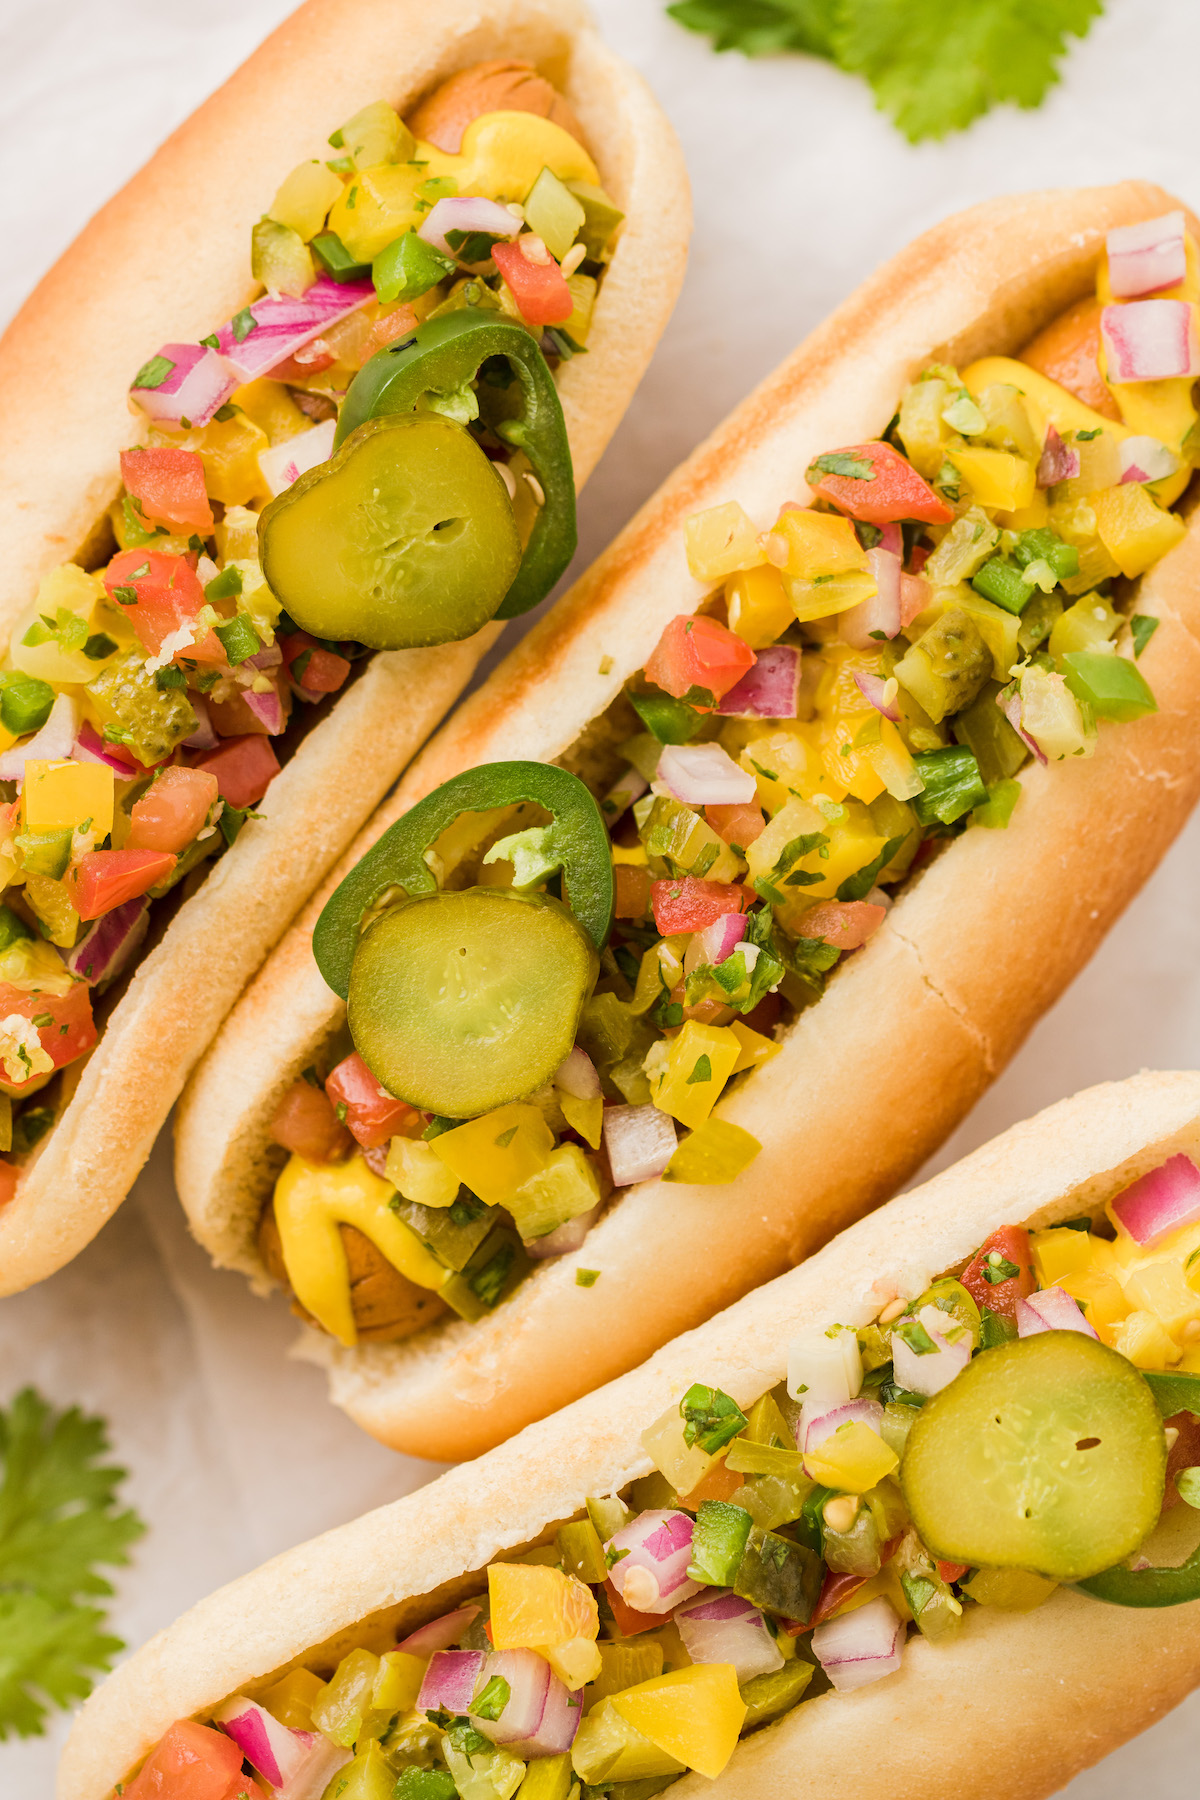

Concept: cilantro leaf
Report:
left=0, top=1591, right=123, bottom=1739
left=832, top=0, right=1103, bottom=143
left=668, top=0, right=838, bottom=57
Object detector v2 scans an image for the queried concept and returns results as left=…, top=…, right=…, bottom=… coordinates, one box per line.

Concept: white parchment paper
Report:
left=2, top=1, right=1199, bottom=1791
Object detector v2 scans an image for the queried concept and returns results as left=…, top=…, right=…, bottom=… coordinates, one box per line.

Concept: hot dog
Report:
left=175, top=183, right=1200, bottom=1460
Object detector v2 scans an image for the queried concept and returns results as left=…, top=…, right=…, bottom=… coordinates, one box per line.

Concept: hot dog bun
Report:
left=176, top=181, right=1200, bottom=1460
left=64, top=1070, right=1200, bottom=1800
left=0, top=0, right=689, bottom=1294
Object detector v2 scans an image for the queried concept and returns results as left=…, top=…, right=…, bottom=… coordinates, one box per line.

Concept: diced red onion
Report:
left=259, top=419, right=338, bottom=497
left=1119, top=436, right=1179, bottom=484
left=1111, top=1153, right=1200, bottom=1246
left=716, top=645, right=800, bottom=719
left=801, top=1396, right=884, bottom=1454
left=1107, top=211, right=1187, bottom=299
left=605, top=1510, right=699, bottom=1615
left=470, top=1648, right=578, bottom=1757
left=1037, top=424, right=1080, bottom=488
left=674, top=1591, right=783, bottom=1682
left=693, top=911, right=747, bottom=969
left=246, top=643, right=284, bottom=671
left=602, top=1104, right=677, bottom=1187
left=839, top=550, right=902, bottom=650
left=524, top=1203, right=599, bottom=1259
left=657, top=742, right=757, bottom=806
left=72, top=719, right=142, bottom=773
left=601, top=766, right=648, bottom=827
left=555, top=1047, right=601, bottom=1101
left=1016, top=1285, right=1098, bottom=1340
left=810, top=1596, right=903, bottom=1692
left=243, top=685, right=287, bottom=735
left=899, top=573, right=931, bottom=628
left=214, top=277, right=375, bottom=382
left=418, top=1649, right=487, bottom=1717
left=878, top=522, right=902, bottom=557
left=214, top=1697, right=349, bottom=1800
left=130, top=343, right=237, bottom=428
left=891, top=1305, right=972, bottom=1397
left=0, top=694, right=81, bottom=782
left=852, top=671, right=900, bottom=722
left=525, top=1661, right=583, bottom=1757
left=65, top=899, right=148, bottom=987
left=396, top=1603, right=480, bottom=1658
left=998, top=687, right=1047, bottom=767
left=1101, top=300, right=1200, bottom=383
left=419, top=197, right=522, bottom=258
left=180, top=695, right=218, bottom=752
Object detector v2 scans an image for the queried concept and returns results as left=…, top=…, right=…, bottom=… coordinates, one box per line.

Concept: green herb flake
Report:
left=983, top=1250, right=1021, bottom=1284
left=471, top=1675, right=511, bottom=1722
left=686, top=1054, right=713, bottom=1085
left=680, top=1382, right=748, bottom=1455
left=807, top=450, right=876, bottom=482
left=230, top=307, right=259, bottom=343
left=1131, top=615, right=1159, bottom=659
left=576, top=1268, right=601, bottom=1288
left=131, top=355, right=175, bottom=391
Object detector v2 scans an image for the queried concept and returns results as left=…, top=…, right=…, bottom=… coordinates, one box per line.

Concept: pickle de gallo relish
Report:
left=0, top=79, right=621, bottom=1201
left=118, top=1152, right=1200, bottom=1800
left=263, top=210, right=1192, bottom=1355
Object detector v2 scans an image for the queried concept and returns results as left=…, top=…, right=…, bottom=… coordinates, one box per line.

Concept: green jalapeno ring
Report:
left=313, top=761, right=615, bottom=1002
left=334, top=311, right=577, bottom=620
left=1075, top=1370, right=1200, bottom=1608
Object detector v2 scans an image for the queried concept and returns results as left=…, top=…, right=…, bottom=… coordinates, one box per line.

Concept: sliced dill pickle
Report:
left=259, top=413, right=520, bottom=649
left=348, top=887, right=598, bottom=1116
left=901, top=1334, right=1165, bottom=1582
left=390, top=1192, right=498, bottom=1272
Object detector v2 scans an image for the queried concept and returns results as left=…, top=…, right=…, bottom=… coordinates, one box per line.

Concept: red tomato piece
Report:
left=191, top=736, right=280, bottom=810
left=704, top=801, right=765, bottom=849
left=784, top=1570, right=867, bottom=1635
left=936, top=1560, right=969, bottom=1584
left=651, top=876, right=753, bottom=937
left=281, top=631, right=352, bottom=696
left=492, top=238, right=574, bottom=325
left=643, top=615, right=756, bottom=706
left=603, top=1577, right=661, bottom=1637
left=67, top=849, right=176, bottom=921
left=122, top=1719, right=242, bottom=1800
left=960, top=1225, right=1037, bottom=1322
left=325, top=1052, right=418, bottom=1148
left=270, top=1079, right=352, bottom=1162
left=806, top=441, right=953, bottom=526
left=128, top=768, right=220, bottom=855
left=795, top=900, right=886, bottom=950
left=0, top=1159, right=16, bottom=1205
left=0, top=979, right=97, bottom=1094
left=120, top=446, right=214, bottom=535
left=264, top=336, right=337, bottom=384
left=103, top=549, right=224, bottom=666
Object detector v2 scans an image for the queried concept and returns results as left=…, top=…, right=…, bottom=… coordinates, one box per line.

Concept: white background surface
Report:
left=3, top=0, right=1200, bottom=1792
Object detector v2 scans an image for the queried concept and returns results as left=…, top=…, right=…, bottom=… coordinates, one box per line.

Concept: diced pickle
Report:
left=634, top=794, right=741, bottom=882
left=738, top=1658, right=815, bottom=1733
left=437, top=1224, right=531, bottom=1321
left=732, top=1527, right=823, bottom=1623
left=86, top=652, right=198, bottom=766
left=390, top=1192, right=498, bottom=1272
left=893, top=609, right=991, bottom=724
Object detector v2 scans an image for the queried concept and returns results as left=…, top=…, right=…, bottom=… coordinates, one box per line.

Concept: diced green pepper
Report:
left=1061, top=651, right=1157, bottom=722
left=311, top=231, right=373, bottom=283
left=372, top=229, right=456, bottom=305
left=951, top=681, right=1026, bottom=785
left=1131, top=614, right=1159, bottom=659
left=394, top=1771, right=458, bottom=1800
left=911, top=746, right=988, bottom=826
left=972, top=777, right=1021, bottom=829
left=627, top=683, right=705, bottom=744
left=733, top=1527, right=823, bottom=1623
left=15, top=830, right=72, bottom=880
left=0, top=673, right=55, bottom=737
left=0, top=906, right=32, bottom=952
left=213, top=614, right=262, bottom=666
left=688, top=1499, right=753, bottom=1587
left=1013, top=527, right=1079, bottom=580
left=971, top=556, right=1034, bottom=615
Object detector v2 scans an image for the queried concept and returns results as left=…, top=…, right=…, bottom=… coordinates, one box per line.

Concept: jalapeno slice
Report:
left=1075, top=1370, right=1200, bottom=1607
left=260, top=413, right=520, bottom=649
left=900, top=1334, right=1166, bottom=1582
left=349, top=888, right=597, bottom=1116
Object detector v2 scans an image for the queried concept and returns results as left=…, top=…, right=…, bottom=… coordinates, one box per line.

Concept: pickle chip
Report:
left=900, top=1333, right=1166, bottom=1582
left=348, top=886, right=598, bottom=1116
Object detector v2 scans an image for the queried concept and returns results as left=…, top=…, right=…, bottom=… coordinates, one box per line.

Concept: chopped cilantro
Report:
left=1131, top=615, right=1159, bottom=659
left=807, top=450, right=876, bottom=481
left=680, top=1382, right=748, bottom=1454
left=686, top=1054, right=713, bottom=1085
left=576, top=1268, right=601, bottom=1288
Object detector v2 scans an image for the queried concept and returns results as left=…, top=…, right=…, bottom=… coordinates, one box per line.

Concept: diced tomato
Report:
left=0, top=979, right=96, bottom=1093
left=613, top=864, right=651, bottom=919
left=785, top=1570, right=866, bottom=1635
left=67, top=849, right=176, bottom=921
left=280, top=631, right=352, bottom=696
left=1164, top=1411, right=1200, bottom=1510
left=265, top=335, right=337, bottom=384
left=191, top=736, right=280, bottom=810
left=207, top=671, right=290, bottom=738
left=0, top=1159, right=16, bottom=1205
left=644, top=615, right=756, bottom=708
left=807, top=441, right=953, bottom=526
left=122, top=1719, right=242, bottom=1800
left=679, top=1456, right=743, bottom=1507
left=936, top=1560, right=969, bottom=1584
left=120, top=446, right=214, bottom=535
left=603, top=1577, right=661, bottom=1637
left=651, top=876, right=754, bottom=937
left=128, top=768, right=220, bottom=855
left=705, top=801, right=765, bottom=849
left=492, top=238, right=574, bottom=325
left=325, top=1051, right=418, bottom=1148
left=960, top=1225, right=1037, bottom=1322
left=909, top=543, right=930, bottom=575
left=103, top=549, right=224, bottom=666
left=359, top=304, right=419, bottom=362
left=795, top=900, right=886, bottom=950
left=270, top=1078, right=351, bottom=1162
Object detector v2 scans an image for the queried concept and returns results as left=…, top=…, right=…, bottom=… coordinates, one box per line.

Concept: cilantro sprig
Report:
left=0, top=1389, right=145, bottom=1739
left=667, top=0, right=1104, bottom=143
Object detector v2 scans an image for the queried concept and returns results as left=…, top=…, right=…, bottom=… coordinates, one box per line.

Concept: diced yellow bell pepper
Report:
left=175, top=412, right=269, bottom=508
left=663, top=1116, right=761, bottom=1184
left=962, top=1568, right=1058, bottom=1611
left=231, top=381, right=310, bottom=447
left=11, top=564, right=110, bottom=687
left=371, top=1650, right=425, bottom=1715
left=259, top=1667, right=326, bottom=1732
left=1121, top=1260, right=1200, bottom=1338
left=725, top=563, right=794, bottom=647
left=611, top=1664, right=746, bottom=1780
left=1109, top=1309, right=1181, bottom=1370
left=560, top=1092, right=603, bottom=1148
left=779, top=807, right=888, bottom=908
left=1000, top=491, right=1050, bottom=531
left=803, top=1420, right=899, bottom=1491
left=327, top=1741, right=393, bottom=1800
left=1092, top=483, right=1188, bottom=577
left=1057, top=1269, right=1128, bottom=1334
left=785, top=568, right=877, bottom=623
left=518, top=1753, right=574, bottom=1800
left=328, top=163, right=425, bottom=261
left=506, top=1142, right=600, bottom=1240
left=489, top=1563, right=600, bottom=1690
left=384, top=1135, right=459, bottom=1208
left=641, top=1402, right=719, bottom=1497
left=773, top=509, right=867, bottom=580
left=429, top=1102, right=554, bottom=1206
left=947, top=445, right=1036, bottom=512
left=22, top=873, right=79, bottom=950
left=744, top=794, right=826, bottom=885
left=22, top=760, right=114, bottom=840
left=648, top=1021, right=741, bottom=1131
left=820, top=715, right=886, bottom=804
left=273, top=1153, right=445, bottom=1346
left=738, top=726, right=827, bottom=813
left=1031, top=1226, right=1113, bottom=1286
left=729, top=1019, right=781, bottom=1075
left=270, top=159, right=344, bottom=241
left=684, top=501, right=764, bottom=582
